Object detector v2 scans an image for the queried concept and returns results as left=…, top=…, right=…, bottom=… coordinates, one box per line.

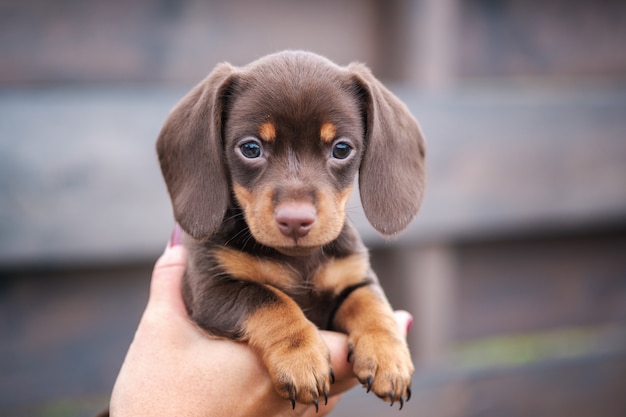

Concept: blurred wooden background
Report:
left=1, top=0, right=625, bottom=416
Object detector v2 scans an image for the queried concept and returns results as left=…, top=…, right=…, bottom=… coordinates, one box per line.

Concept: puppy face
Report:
left=223, top=64, right=365, bottom=253
left=157, top=51, right=426, bottom=245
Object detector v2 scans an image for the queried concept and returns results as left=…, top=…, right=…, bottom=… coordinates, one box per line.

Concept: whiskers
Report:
left=342, top=202, right=362, bottom=219
left=222, top=210, right=258, bottom=249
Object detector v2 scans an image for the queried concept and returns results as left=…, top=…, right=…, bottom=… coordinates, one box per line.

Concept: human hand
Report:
left=107, top=228, right=413, bottom=417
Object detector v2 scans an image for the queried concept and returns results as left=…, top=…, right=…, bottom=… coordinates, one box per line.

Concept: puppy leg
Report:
left=244, top=286, right=333, bottom=410
left=188, top=279, right=332, bottom=410
left=333, top=284, right=414, bottom=408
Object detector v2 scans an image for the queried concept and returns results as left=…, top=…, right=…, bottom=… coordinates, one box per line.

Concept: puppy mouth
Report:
left=274, top=244, right=319, bottom=257
left=251, top=225, right=338, bottom=256
left=234, top=184, right=348, bottom=253
left=251, top=228, right=329, bottom=257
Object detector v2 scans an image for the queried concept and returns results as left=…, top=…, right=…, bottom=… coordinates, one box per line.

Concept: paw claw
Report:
left=266, top=325, right=333, bottom=410
left=347, top=331, right=414, bottom=407
left=330, top=368, right=335, bottom=384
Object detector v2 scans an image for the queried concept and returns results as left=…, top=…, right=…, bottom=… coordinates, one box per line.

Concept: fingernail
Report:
left=168, top=223, right=183, bottom=247
left=406, top=314, right=414, bottom=334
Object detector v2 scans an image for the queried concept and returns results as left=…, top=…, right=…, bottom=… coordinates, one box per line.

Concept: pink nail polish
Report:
left=169, top=224, right=183, bottom=247
left=406, top=315, right=414, bottom=334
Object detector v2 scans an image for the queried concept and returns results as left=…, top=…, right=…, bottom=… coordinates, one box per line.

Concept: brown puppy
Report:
left=157, top=50, right=426, bottom=410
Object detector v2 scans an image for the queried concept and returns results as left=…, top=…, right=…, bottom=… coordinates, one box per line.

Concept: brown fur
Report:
left=157, top=51, right=426, bottom=409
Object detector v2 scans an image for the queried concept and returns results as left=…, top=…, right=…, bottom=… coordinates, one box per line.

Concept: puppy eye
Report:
left=239, top=140, right=263, bottom=159
left=331, top=141, right=353, bottom=160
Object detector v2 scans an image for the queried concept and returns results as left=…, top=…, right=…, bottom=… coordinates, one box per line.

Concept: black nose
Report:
left=275, top=203, right=316, bottom=239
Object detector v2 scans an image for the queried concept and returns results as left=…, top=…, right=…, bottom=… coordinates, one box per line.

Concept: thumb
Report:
left=147, top=226, right=188, bottom=316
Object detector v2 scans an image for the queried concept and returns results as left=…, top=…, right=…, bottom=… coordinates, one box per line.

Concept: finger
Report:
left=148, top=242, right=188, bottom=316
left=319, top=311, right=413, bottom=395
left=394, top=310, right=414, bottom=339
left=167, top=223, right=184, bottom=249
left=320, top=331, right=358, bottom=395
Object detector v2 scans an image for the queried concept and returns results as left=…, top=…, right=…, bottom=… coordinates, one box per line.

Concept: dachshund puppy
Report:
left=157, top=50, right=426, bottom=410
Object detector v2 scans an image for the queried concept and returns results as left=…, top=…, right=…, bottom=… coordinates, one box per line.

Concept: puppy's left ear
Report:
left=349, top=63, right=426, bottom=236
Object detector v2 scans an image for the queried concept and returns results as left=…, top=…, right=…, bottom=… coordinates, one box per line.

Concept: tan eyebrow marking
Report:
left=258, top=122, right=276, bottom=142
left=320, top=122, right=337, bottom=143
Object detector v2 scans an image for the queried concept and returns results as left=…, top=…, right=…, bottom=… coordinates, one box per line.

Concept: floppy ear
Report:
left=156, top=63, right=237, bottom=240
left=349, top=63, right=426, bottom=236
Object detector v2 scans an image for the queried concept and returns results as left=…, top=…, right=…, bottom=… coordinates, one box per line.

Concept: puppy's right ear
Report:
left=156, top=63, right=236, bottom=240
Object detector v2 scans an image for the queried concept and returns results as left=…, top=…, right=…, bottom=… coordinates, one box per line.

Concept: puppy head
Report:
left=157, top=51, right=426, bottom=251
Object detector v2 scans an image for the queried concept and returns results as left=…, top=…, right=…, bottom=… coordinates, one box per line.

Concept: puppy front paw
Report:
left=348, top=331, right=414, bottom=408
left=263, top=324, right=334, bottom=411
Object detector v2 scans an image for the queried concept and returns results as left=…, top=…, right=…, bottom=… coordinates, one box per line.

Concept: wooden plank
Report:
left=1, top=85, right=625, bottom=264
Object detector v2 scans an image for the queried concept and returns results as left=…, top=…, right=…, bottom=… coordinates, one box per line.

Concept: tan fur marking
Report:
left=244, top=287, right=332, bottom=404
left=333, top=287, right=414, bottom=403
left=334, top=287, right=395, bottom=334
left=314, top=253, right=370, bottom=292
left=320, top=122, right=337, bottom=143
left=233, top=183, right=279, bottom=246
left=233, top=183, right=254, bottom=212
left=236, top=181, right=349, bottom=249
left=235, top=182, right=354, bottom=250
left=259, top=122, right=277, bottom=142
left=214, top=247, right=299, bottom=288
left=244, top=287, right=308, bottom=345
left=336, top=185, right=353, bottom=212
